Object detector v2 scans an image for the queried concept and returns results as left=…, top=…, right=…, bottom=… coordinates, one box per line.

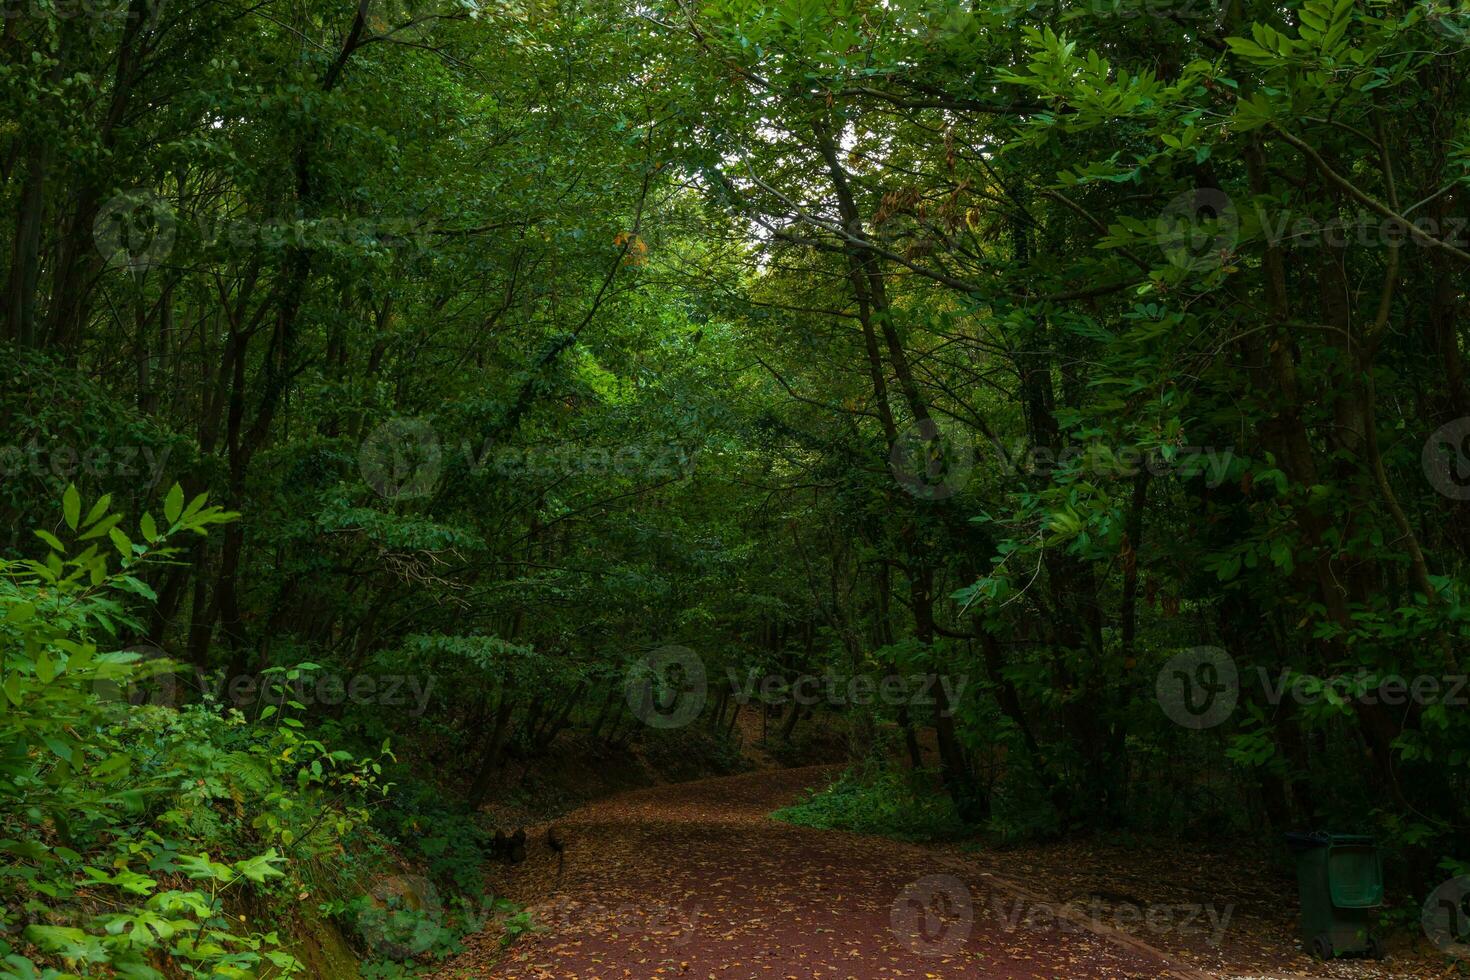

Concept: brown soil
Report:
left=944, top=837, right=1450, bottom=979
left=431, top=767, right=1198, bottom=979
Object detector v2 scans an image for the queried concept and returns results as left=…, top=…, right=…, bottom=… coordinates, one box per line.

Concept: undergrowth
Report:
left=771, top=764, right=970, bottom=842
left=0, top=489, right=517, bottom=979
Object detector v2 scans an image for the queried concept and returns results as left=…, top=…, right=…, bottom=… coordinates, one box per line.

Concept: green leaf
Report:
left=177, top=854, right=234, bottom=882
left=80, top=513, right=123, bottom=540
left=164, top=484, right=184, bottom=525
left=183, top=492, right=209, bottom=520
left=24, top=924, right=106, bottom=962
left=232, top=850, right=285, bottom=883
left=109, top=527, right=134, bottom=558
left=83, top=493, right=113, bottom=528
left=63, top=485, right=81, bottom=531
left=5, top=602, right=36, bottom=623
left=42, top=736, right=72, bottom=763
left=33, top=529, right=65, bottom=554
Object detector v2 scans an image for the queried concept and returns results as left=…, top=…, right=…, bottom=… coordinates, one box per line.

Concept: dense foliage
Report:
left=3, top=0, right=1470, bottom=970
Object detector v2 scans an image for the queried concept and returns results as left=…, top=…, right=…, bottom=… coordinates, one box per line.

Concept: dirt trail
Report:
left=433, top=767, right=1204, bottom=979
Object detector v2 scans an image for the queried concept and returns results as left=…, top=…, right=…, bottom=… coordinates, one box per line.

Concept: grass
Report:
left=770, top=765, right=971, bottom=842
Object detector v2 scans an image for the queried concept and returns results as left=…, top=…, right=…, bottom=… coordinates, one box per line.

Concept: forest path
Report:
left=432, top=766, right=1208, bottom=979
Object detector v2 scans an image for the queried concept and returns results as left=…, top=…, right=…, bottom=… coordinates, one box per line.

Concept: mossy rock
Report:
left=289, top=910, right=363, bottom=980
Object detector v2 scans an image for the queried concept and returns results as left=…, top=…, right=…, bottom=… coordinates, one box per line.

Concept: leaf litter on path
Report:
left=430, top=767, right=1203, bottom=979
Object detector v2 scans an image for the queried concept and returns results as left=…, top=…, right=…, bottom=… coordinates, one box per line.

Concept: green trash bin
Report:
left=1284, top=832, right=1385, bottom=960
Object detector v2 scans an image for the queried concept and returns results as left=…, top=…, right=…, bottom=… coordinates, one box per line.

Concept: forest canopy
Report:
left=2, top=0, right=1470, bottom=973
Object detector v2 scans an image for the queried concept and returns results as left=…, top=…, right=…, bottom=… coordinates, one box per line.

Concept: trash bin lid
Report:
left=1285, top=831, right=1329, bottom=851
left=1284, top=831, right=1376, bottom=851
